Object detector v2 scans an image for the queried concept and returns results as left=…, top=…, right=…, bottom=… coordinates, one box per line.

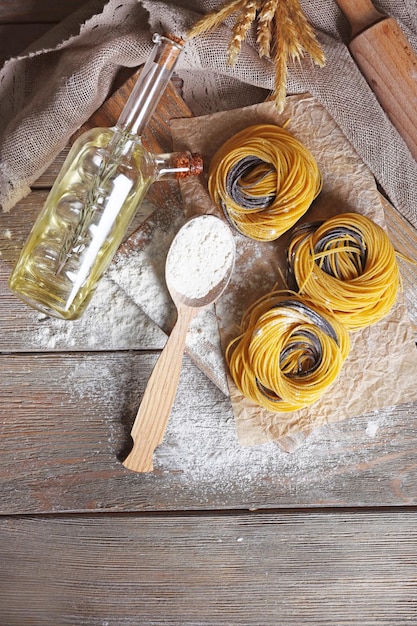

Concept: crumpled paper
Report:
left=170, top=95, right=417, bottom=450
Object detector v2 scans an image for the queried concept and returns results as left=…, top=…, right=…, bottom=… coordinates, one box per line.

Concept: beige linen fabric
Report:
left=0, top=0, right=416, bottom=228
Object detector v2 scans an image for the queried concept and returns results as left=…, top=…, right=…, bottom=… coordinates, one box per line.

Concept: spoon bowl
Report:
left=123, top=214, right=235, bottom=473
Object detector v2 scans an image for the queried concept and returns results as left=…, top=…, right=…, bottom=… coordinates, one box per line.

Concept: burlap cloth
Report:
left=1, top=0, right=417, bottom=225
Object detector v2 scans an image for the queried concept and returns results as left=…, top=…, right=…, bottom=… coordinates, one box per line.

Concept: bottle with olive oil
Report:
left=9, top=33, right=202, bottom=320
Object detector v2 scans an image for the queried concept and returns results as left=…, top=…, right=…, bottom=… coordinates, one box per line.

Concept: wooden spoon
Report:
left=122, top=214, right=235, bottom=473
left=335, top=0, right=417, bottom=160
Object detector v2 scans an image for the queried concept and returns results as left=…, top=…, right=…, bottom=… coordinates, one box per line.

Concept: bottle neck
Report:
left=116, top=33, right=183, bottom=137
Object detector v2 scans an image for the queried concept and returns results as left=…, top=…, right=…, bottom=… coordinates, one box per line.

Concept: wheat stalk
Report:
left=285, top=0, right=325, bottom=66
left=187, top=0, right=325, bottom=111
left=228, top=0, right=260, bottom=66
left=257, top=0, right=279, bottom=58
left=272, top=1, right=290, bottom=112
left=187, top=0, right=248, bottom=39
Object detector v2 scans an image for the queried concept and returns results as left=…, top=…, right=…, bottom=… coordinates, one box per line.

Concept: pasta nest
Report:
left=288, top=213, right=400, bottom=331
left=226, top=291, right=350, bottom=412
left=208, top=124, right=322, bottom=241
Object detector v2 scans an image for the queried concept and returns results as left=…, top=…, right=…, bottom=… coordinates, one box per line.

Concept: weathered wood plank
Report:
left=0, top=23, right=52, bottom=65
left=1, top=351, right=417, bottom=514
left=0, top=0, right=89, bottom=23
left=1, top=510, right=417, bottom=625
left=383, top=196, right=417, bottom=330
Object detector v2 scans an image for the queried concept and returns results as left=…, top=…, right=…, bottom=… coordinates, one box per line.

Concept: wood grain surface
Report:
left=0, top=24, right=52, bottom=63
left=336, top=0, right=417, bottom=159
left=2, top=2, right=417, bottom=624
left=0, top=0, right=90, bottom=23
left=2, top=351, right=417, bottom=514
left=1, top=511, right=417, bottom=625
left=0, top=0, right=96, bottom=65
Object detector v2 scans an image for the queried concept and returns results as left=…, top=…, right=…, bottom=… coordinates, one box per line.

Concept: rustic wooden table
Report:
left=2, top=2, right=417, bottom=624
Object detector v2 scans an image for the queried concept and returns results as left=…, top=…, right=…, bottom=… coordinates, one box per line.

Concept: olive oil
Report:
left=9, top=34, right=202, bottom=320
left=9, top=128, right=153, bottom=318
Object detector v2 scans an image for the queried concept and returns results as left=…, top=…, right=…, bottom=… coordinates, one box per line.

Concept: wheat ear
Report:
left=285, top=0, right=325, bottom=66
left=257, top=0, right=279, bottom=58
left=228, top=0, right=260, bottom=66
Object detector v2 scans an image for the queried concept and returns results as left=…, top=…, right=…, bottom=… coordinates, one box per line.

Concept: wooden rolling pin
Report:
left=335, top=0, right=417, bottom=160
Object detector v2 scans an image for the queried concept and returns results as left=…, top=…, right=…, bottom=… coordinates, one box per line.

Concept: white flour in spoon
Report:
left=166, top=215, right=235, bottom=300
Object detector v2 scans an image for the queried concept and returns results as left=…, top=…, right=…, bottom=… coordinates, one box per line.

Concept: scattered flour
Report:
left=30, top=275, right=166, bottom=351
left=366, top=421, right=379, bottom=438
left=156, top=384, right=397, bottom=503
left=13, top=194, right=403, bottom=496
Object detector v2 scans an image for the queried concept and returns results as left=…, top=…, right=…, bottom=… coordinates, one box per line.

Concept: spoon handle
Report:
left=123, top=304, right=197, bottom=473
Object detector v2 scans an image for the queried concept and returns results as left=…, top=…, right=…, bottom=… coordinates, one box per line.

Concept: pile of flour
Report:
left=166, top=215, right=235, bottom=300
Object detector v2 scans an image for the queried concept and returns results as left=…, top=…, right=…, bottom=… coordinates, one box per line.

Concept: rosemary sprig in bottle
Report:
left=55, top=131, right=130, bottom=276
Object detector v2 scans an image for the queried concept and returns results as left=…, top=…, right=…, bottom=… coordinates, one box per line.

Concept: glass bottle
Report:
left=9, top=33, right=203, bottom=320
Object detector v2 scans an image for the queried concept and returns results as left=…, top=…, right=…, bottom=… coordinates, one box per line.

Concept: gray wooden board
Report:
left=2, top=4, right=417, bottom=625
left=1, top=511, right=417, bottom=625
left=1, top=351, right=417, bottom=513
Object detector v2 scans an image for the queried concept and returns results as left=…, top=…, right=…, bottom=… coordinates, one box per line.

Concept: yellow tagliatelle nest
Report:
left=226, top=291, right=350, bottom=413
left=208, top=124, right=322, bottom=241
left=288, top=212, right=400, bottom=331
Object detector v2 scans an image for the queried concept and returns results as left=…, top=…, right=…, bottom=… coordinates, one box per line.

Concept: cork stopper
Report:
left=153, top=33, right=184, bottom=70
left=164, top=33, right=185, bottom=47
left=189, top=152, right=204, bottom=177
left=175, top=152, right=204, bottom=179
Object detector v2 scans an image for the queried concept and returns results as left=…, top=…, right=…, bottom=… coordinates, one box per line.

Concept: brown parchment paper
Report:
left=170, top=95, right=417, bottom=451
